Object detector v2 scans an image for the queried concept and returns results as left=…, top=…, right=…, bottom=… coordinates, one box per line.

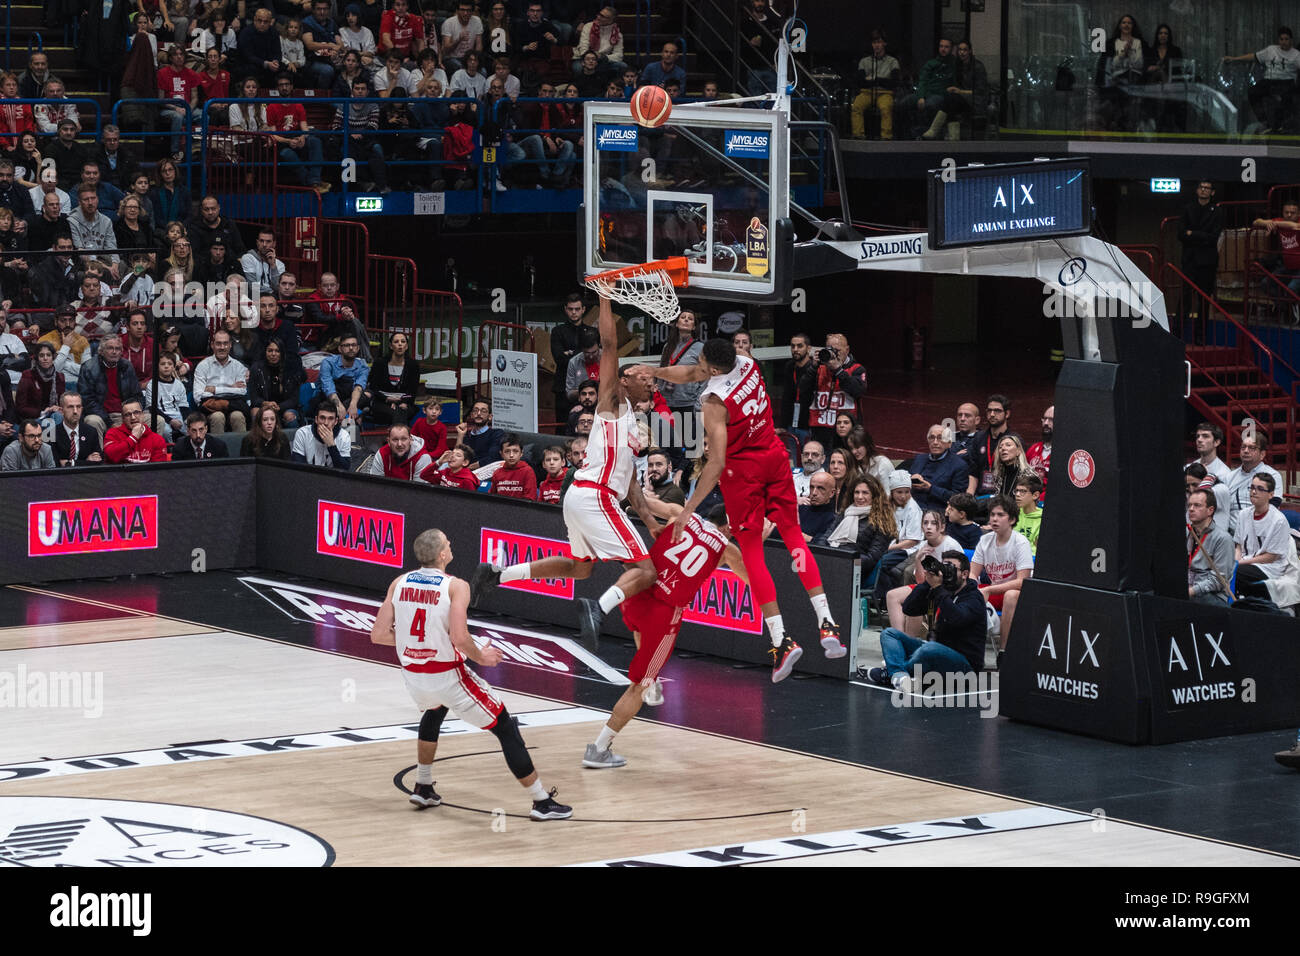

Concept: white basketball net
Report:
left=585, top=266, right=681, bottom=325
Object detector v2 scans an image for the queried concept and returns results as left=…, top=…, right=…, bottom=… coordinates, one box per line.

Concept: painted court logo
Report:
left=316, top=500, right=404, bottom=567
left=0, top=795, right=333, bottom=867
left=596, top=124, right=638, bottom=151
left=724, top=130, right=770, bottom=158
left=28, top=496, right=159, bottom=557
left=480, top=527, right=575, bottom=599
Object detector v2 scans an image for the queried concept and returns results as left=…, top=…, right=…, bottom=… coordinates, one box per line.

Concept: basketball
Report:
left=631, top=84, right=672, bottom=128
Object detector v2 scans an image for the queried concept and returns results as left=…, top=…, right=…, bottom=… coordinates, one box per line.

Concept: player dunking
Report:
left=583, top=502, right=747, bottom=768
left=370, top=528, right=573, bottom=820
left=472, top=295, right=659, bottom=645
left=644, top=339, right=847, bottom=681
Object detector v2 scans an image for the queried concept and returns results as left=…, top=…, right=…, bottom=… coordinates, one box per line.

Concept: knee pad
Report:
left=419, top=706, right=448, bottom=742
left=487, top=707, right=535, bottom=780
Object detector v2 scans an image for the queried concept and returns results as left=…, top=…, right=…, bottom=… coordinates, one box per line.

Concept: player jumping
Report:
left=472, top=295, right=659, bottom=646
left=583, top=502, right=748, bottom=768
left=642, top=338, right=847, bottom=682
left=371, top=528, right=573, bottom=821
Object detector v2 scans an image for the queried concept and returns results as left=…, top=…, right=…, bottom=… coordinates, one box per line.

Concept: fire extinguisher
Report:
left=911, top=327, right=926, bottom=370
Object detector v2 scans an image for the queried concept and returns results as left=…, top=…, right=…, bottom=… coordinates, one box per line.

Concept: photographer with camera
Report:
left=864, top=550, right=985, bottom=692
left=809, top=333, right=868, bottom=450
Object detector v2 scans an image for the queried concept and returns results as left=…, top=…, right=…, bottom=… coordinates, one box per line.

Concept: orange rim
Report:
left=586, top=256, right=690, bottom=288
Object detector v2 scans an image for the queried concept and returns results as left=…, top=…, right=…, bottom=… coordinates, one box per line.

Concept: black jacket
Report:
left=27, top=254, right=79, bottom=310
left=851, top=520, right=891, bottom=573
left=93, top=144, right=139, bottom=189
left=77, top=357, right=141, bottom=421
left=780, top=357, right=817, bottom=431
left=1178, top=199, right=1223, bottom=269
left=901, top=579, right=986, bottom=671
left=53, top=420, right=102, bottom=466
left=191, top=217, right=246, bottom=259
left=0, top=181, right=34, bottom=219
left=549, top=318, right=585, bottom=394
left=172, top=438, right=229, bottom=461
left=247, top=359, right=304, bottom=411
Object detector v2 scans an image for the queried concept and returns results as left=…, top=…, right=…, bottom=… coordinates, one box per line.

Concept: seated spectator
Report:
left=943, top=492, right=984, bottom=550
left=195, top=237, right=242, bottom=285
left=514, top=2, right=559, bottom=70
left=78, top=335, right=141, bottom=440
left=1026, top=405, right=1053, bottom=493
left=928, top=40, right=988, bottom=141
left=93, top=125, right=136, bottom=192
left=34, top=80, right=80, bottom=137
left=237, top=7, right=286, bottom=89
left=71, top=271, right=116, bottom=338
left=827, top=475, right=894, bottom=575
left=885, top=508, right=964, bottom=636
left=864, top=550, right=985, bottom=691
left=844, top=426, right=893, bottom=487
left=172, top=412, right=230, bottom=460
left=241, top=226, right=286, bottom=294
left=112, top=196, right=152, bottom=258
left=0, top=367, right=13, bottom=449
left=367, top=330, right=421, bottom=426
left=0, top=72, right=35, bottom=157
left=826, top=447, right=860, bottom=512
left=291, top=402, right=352, bottom=469
left=192, top=328, right=251, bottom=433
left=339, top=6, right=378, bottom=65
left=798, top=471, right=839, bottom=546
left=908, top=423, right=970, bottom=513
left=195, top=13, right=238, bottom=70
left=455, top=398, right=503, bottom=465
left=17, top=51, right=58, bottom=102
left=872, top=469, right=924, bottom=600
left=0, top=211, right=25, bottom=306
left=565, top=379, right=597, bottom=433
left=80, top=161, right=123, bottom=224
left=517, top=81, right=577, bottom=189
left=317, top=332, right=370, bottom=425
left=991, top=433, right=1031, bottom=500
left=538, top=443, right=566, bottom=503
left=26, top=188, right=72, bottom=258
left=143, top=353, right=189, bottom=441
left=639, top=41, right=686, bottom=89
left=1187, top=487, right=1234, bottom=606
left=118, top=307, right=155, bottom=384
left=192, top=195, right=244, bottom=260
left=642, top=447, right=685, bottom=506
left=489, top=433, right=537, bottom=498
left=366, top=421, right=433, bottom=480
left=425, top=443, right=478, bottom=489
left=0, top=308, right=29, bottom=386
left=1233, top=473, right=1300, bottom=610
left=572, top=410, right=594, bottom=438
left=240, top=404, right=292, bottom=459
left=380, top=0, right=427, bottom=60
left=440, top=95, right=478, bottom=189
left=1013, top=471, right=1044, bottom=553
left=572, top=6, right=626, bottom=77
left=0, top=158, right=35, bottom=220
left=332, top=49, right=370, bottom=98
left=1226, top=434, right=1284, bottom=534
left=410, top=397, right=448, bottom=460
left=38, top=304, right=89, bottom=377
left=266, top=74, right=328, bottom=193
left=301, top=1, right=344, bottom=88
left=449, top=51, right=488, bottom=99
left=372, top=48, right=416, bottom=96
left=219, top=311, right=257, bottom=364
left=851, top=30, right=900, bottom=140
left=103, top=395, right=171, bottom=463
left=483, top=2, right=512, bottom=56
left=248, top=339, right=303, bottom=427
left=971, top=495, right=1034, bottom=661
left=1, top=418, right=56, bottom=470
left=439, top=0, right=482, bottom=73
left=157, top=44, right=203, bottom=162
left=251, top=289, right=301, bottom=368
left=52, top=391, right=102, bottom=465
left=281, top=18, right=308, bottom=81
left=16, top=343, right=63, bottom=432
left=116, top=251, right=157, bottom=306
left=792, top=439, right=825, bottom=498
left=334, top=76, right=390, bottom=193
left=147, top=159, right=189, bottom=234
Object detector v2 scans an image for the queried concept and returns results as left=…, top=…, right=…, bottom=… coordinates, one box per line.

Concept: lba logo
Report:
left=596, top=124, right=638, bottom=151
left=316, top=500, right=404, bottom=567
left=480, top=527, right=574, bottom=599
left=28, top=496, right=159, bottom=557
left=724, top=129, right=770, bottom=158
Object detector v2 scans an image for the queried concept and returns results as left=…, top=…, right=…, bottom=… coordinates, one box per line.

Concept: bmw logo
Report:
left=496, top=354, right=507, bottom=371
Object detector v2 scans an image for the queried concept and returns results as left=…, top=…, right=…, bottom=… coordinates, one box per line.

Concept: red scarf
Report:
left=588, top=18, right=619, bottom=53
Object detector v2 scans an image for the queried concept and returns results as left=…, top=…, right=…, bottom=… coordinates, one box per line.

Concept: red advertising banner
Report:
left=316, top=500, right=405, bottom=568
left=479, top=526, right=575, bottom=599
left=683, top=568, right=762, bottom=634
left=28, top=496, right=159, bottom=557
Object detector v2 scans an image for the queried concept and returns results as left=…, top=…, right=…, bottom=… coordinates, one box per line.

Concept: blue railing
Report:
left=0, top=96, right=103, bottom=138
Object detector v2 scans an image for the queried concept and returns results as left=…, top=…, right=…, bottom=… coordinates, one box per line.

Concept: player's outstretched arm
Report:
left=625, top=477, right=663, bottom=537
left=673, top=398, right=727, bottom=541
left=449, top=578, right=503, bottom=667
left=644, top=361, right=710, bottom=385
left=369, top=579, right=399, bottom=645
left=596, top=294, right=620, bottom=401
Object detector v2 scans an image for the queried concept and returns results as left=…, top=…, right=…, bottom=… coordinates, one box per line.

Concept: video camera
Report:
left=920, top=553, right=959, bottom=590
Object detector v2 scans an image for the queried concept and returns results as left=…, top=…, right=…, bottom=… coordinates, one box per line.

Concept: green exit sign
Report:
left=355, top=196, right=384, bottom=213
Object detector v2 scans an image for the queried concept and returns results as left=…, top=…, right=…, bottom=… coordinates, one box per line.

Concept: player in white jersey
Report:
left=472, top=294, right=660, bottom=646
left=371, top=528, right=573, bottom=820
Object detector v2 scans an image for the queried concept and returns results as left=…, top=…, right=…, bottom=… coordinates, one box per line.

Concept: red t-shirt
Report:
left=267, top=101, right=307, bottom=132
left=428, top=465, right=480, bottom=490
left=1279, top=226, right=1300, bottom=270
left=647, top=512, right=727, bottom=609
left=380, top=11, right=424, bottom=53
left=538, top=473, right=565, bottom=504
left=410, top=417, right=448, bottom=460
left=158, top=66, right=202, bottom=104
left=197, top=70, right=231, bottom=103
left=490, top=461, right=537, bottom=499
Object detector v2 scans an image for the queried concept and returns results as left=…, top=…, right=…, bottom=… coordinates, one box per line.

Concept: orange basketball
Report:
left=631, top=84, right=672, bottom=128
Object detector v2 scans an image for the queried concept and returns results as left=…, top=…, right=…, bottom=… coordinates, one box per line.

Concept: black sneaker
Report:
left=769, top=635, right=803, bottom=683
left=996, top=650, right=1004, bottom=671
left=409, top=782, right=442, bottom=809
left=864, top=666, right=892, bottom=688
left=577, top=597, right=604, bottom=650
left=470, top=562, right=501, bottom=609
left=1276, top=743, right=1300, bottom=770
left=530, top=787, right=573, bottom=820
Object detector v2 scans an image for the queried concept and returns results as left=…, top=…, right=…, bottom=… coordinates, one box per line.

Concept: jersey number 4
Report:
left=662, top=533, right=710, bottom=577
left=410, top=608, right=427, bottom=642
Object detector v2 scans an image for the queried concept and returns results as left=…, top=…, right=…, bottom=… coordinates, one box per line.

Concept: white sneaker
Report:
left=642, top=679, right=665, bottom=706
left=892, top=672, right=913, bottom=695
left=495, top=179, right=508, bottom=192
left=582, top=743, right=627, bottom=769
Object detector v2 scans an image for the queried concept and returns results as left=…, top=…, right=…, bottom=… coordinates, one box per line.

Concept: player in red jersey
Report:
left=644, top=338, right=847, bottom=682
left=582, top=502, right=748, bottom=768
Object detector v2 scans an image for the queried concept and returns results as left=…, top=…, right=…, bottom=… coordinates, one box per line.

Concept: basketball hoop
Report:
left=584, top=256, right=690, bottom=325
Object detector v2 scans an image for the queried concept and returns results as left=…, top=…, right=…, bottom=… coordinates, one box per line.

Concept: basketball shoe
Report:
left=819, top=619, right=847, bottom=658
left=582, top=743, right=628, bottom=769
left=470, top=562, right=501, bottom=608
left=409, top=782, right=442, bottom=809
left=642, top=678, right=665, bottom=706
left=770, top=635, right=802, bottom=683
left=530, top=787, right=574, bottom=820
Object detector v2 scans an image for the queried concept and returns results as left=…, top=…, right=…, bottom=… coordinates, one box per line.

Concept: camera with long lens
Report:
left=816, top=347, right=835, bottom=363
left=920, top=554, right=958, bottom=590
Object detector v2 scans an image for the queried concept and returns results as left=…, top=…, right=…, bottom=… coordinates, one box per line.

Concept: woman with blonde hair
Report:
left=993, top=434, right=1031, bottom=499
left=157, top=232, right=195, bottom=282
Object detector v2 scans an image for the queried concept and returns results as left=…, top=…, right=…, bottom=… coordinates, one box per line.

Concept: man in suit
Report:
left=171, top=412, right=230, bottom=461
left=53, top=392, right=103, bottom=466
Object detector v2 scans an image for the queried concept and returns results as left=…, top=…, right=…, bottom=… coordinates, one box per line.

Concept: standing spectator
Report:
left=290, top=401, right=352, bottom=468
left=1177, top=180, right=1223, bottom=327
left=739, top=0, right=781, bottom=95
left=1233, top=473, right=1300, bottom=609
left=1096, top=14, right=1145, bottom=131
left=971, top=495, right=1033, bottom=658
left=333, top=76, right=389, bottom=193
left=439, top=0, right=482, bottom=72
left=1186, top=488, right=1234, bottom=606
left=1253, top=199, right=1300, bottom=304
left=368, top=330, right=420, bottom=426
left=564, top=326, right=601, bottom=403
left=809, top=332, right=867, bottom=449
left=78, top=335, right=141, bottom=440
left=192, top=328, right=251, bottom=433
left=549, top=292, right=586, bottom=416
left=266, top=73, right=329, bottom=192
left=1224, top=27, right=1300, bottom=133
left=907, top=423, right=970, bottom=513
left=489, top=433, right=537, bottom=498
left=639, top=42, right=686, bottom=89
left=778, top=331, right=816, bottom=445
left=52, top=391, right=101, bottom=465
left=240, top=226, right=286, bottom=294
left=0, top=419, right=55, bottom=470
left=15, top=342, right=63, bottom=431
left=317, top=331, right=370, bottom=425
left=968, top=393, right=1017, bottom=495
left=301, top=0, right=345, bottom=89
left=103, top=395, right=171, bottom=463
left=851, top=31, right=899, bottom=140
left=237, top=7, right=284, bottom=87
left=157, top=44, right=202, bottom=161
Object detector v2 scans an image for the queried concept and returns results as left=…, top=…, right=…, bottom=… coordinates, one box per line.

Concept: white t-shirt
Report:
left=371, top=66, right=417, bottom=94
left=29, top=186, right=71, bottom=215
left=449, top=68, right=487, bottom=98
left=291, top=424, right=353, bottom=466
left=973, top=530, right=1034, bottom=584
left=0, top=332, right=27, bottom=386
left=792, top=466, right=821, bottom=498
left=410, top=67, right=448, bottom=95
left=893, top=498, right=923, bottom=555
left=913, top=535, right=965, bottom=582
left=441, top=15, right=483, bottom=59
left=339, top=25, right=376, bottom=54
left=1235, top=506, right=1294, bottom=579
left=1256, top=44, right=1300, bottom=81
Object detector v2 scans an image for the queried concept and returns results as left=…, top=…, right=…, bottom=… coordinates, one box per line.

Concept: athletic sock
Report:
left=595, top=725, right=617, bottom=751
left=500, top=563, right=531, bottom=583
left=597, top=585, right=626, bottom=615
left=416, top=763, right=433, bottom=785
left=765, top=614, right=785, bottom=648
left=811, top=593, right=834, bottom=626
left=526, top=780, right=548, bottom=801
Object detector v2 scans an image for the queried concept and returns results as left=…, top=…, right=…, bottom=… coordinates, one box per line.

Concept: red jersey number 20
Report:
left=662, top=532, right=710, bottom=577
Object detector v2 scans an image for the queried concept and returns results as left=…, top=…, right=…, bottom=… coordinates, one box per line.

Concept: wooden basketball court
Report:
left=0, top=582, right=1295, bottom=868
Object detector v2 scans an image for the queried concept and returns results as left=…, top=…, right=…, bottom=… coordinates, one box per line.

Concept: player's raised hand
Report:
left=669, top=508, right=691, bottom=543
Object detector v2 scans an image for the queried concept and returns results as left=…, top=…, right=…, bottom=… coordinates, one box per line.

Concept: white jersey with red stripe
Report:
left=700, top=353, right=779, bottom=458
left=572, top=399, right=642, bottom=496
left=391, top=568, right=462, bottom=671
